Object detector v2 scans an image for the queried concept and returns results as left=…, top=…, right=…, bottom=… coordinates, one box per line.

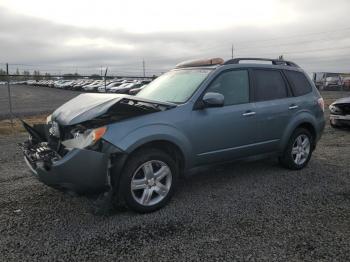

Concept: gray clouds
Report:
left=1, top=0, right=350, bottom=75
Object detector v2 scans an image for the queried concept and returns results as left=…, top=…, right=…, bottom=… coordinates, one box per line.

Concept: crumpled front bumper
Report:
left=23, top=141, right=109, bottom=194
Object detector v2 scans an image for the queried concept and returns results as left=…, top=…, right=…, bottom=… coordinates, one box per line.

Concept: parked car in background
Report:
left=97, top=81, right=123, bottom=93
left=129, top=80, right=152, bottom=95
left=324, top=76, right=341, bottom=90
left=21, top=57, right=325, bottom=213
left=129, top=84, right=148, bottom=95
left=312, top=72, right=341, bottom=90
left=26, top=80, right=37, bottom=85
left=108, top=82, right=135, bottom=93
left=82, top=80, right=104, bottom=91
left=21, top=78, right=153, bottom=93
left=329, top=96, right=350, bottom=128
left=341, top=77, right=350, bottom=90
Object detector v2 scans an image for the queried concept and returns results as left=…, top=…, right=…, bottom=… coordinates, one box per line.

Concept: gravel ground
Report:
left=0, top=85, right=82, bottom=119
left=0, top=91, right=349, bottom=261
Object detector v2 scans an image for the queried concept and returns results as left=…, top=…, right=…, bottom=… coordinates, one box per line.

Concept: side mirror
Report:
left=202, top=92, right=224, bottom=108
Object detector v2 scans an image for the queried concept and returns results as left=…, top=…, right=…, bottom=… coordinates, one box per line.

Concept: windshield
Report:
left=136, top=69, right=212, bottom=103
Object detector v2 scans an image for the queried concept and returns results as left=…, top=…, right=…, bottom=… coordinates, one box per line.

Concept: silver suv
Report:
left=22, top=58, right=325, bottom=213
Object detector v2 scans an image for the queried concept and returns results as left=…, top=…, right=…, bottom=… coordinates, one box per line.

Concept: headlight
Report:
left=329, top=104, right=341, bottom=114
left=46, top=114, right=52, bottom=124
left=62, top=126, right=107, bottom=150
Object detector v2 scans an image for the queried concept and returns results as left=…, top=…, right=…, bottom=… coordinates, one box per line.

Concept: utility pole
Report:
left=142, top=59, right=146, bottom=77
left=231, top=44, right=234, bottom=59
left=104, top=67, right=108, bottom=93
left=6, top=63, right=13, bottom=126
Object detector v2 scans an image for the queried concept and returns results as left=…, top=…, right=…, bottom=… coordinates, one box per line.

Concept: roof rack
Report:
left=224, top=58, right=299, bottom=67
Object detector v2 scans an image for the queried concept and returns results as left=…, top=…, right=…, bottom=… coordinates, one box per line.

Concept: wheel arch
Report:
left=280, top=115, right=318, bottom=152
left=127, top=140, right=186, bottom=175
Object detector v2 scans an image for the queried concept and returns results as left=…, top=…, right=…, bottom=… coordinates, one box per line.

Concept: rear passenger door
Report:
left=252, top=69, right=296, bottom=152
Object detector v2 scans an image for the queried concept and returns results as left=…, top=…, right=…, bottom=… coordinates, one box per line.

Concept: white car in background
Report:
left=109, top=82, right=144, bottom=93
left=129, top=84, right=148, bottom=95
left=97, top=81, right=124, bottom=92
left=82, top=80, right=104, bottom=91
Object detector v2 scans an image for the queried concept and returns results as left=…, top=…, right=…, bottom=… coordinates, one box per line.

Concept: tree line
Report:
left=0, top=68, right=53, bottom=81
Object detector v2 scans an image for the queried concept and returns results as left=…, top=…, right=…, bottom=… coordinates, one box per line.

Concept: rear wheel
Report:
left=280, top=128, right=313, bottom=170
left=118, top=148, right=178, bottom=213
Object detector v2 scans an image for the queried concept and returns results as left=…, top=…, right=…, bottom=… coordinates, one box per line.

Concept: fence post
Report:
left=6, top=63, right=14, bottom=127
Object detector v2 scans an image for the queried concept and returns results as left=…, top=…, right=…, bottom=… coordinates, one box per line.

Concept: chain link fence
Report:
left=0, top=63, right=155, bottom=133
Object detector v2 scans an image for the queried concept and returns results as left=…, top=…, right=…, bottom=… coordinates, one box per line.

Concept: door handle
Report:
left=242, top=111, right=256, bottom=116
left=289, top=105, right=299, bottom=110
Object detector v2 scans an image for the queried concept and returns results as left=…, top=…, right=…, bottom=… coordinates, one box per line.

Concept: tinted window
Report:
left=253, top=70, right=287, bottom=101
left=285, top=70, right=312, bottom=96
left=206, top=70, right=249, bottom=105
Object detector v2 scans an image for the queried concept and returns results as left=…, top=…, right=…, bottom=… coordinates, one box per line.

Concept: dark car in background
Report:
left=324, top=76, right=342, bottom=90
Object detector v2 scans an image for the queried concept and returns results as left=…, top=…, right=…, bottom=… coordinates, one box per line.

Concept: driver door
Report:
left=190, top=69, right=258, bottom=165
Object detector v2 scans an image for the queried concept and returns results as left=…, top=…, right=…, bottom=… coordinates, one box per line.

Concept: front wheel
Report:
left=118, top=148, right=178, bottom=213
left=279, top=128, right=314, bottom=170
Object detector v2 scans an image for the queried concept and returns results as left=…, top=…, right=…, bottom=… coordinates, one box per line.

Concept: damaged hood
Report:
left=333, top=96, right=350, bottom=105
left=51, top=93, right=176, bottom=126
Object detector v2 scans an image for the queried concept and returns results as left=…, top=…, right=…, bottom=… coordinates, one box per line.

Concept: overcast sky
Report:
left=1, top=0, right=350, bottom=76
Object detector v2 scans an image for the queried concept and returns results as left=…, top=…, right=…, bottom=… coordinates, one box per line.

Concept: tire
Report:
left=279, top=128, right=314, bottom=170
left=117, top=148, right=179, bottom=213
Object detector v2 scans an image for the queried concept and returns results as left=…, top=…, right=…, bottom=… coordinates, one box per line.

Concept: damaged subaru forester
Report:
left=22, top=58, right=325, bottom=213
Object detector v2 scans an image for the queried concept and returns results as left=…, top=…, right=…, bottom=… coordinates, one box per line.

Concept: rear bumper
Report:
left=23, top=142, right=109, bottom=194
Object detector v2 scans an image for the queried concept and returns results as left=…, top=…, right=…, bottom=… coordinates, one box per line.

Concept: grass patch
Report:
left=0, top=114, right=47, bottom=136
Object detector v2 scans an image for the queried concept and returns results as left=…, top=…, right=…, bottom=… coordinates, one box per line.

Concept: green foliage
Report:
left=89, top=74, right=101, bottom=80
left=33, top=70, right=41, bottom=81
left=63, top=73, right=80, bottom=79
left=44, top=72, right=51, bottom=80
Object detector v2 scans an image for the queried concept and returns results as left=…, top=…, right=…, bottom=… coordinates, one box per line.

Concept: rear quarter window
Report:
left=285, top=70, right=312, bottom=96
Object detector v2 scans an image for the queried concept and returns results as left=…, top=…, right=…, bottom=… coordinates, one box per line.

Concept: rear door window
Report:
left=253, top=69, right=288, bottom=102
left=284, top=70, right=312, bottom=96
left=206, top=70, right=249, bottom=106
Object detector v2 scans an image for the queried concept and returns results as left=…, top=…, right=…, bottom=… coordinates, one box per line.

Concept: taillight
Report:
left=318, top=97, right=325, bottom=112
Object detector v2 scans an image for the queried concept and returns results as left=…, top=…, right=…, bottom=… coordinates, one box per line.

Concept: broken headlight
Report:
left=329, top=104, right=342, bottom=114
left=61, top=126, right=107, bottom=150
left=46, top=114, right=52, bottom=124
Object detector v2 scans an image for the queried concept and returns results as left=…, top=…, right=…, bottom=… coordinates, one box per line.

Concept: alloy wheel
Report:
left=291, top=134, right=310, bottom=165
left=130, top=160, right=172, bottom=206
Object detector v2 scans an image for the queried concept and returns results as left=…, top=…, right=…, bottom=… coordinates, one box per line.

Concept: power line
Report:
left=192, top=26, right=350, bottom=54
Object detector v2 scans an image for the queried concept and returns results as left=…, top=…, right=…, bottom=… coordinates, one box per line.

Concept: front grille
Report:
left=22, top=141, right=61, bottom=168
left=338, top=104, right=350, bottom=115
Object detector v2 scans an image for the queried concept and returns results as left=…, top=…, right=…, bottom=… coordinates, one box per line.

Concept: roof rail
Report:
left=224, top=58, right=299, bottom=67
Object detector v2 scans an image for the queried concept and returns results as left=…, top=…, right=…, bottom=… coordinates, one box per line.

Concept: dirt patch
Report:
left=0, top=115, right=47, bottom=135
